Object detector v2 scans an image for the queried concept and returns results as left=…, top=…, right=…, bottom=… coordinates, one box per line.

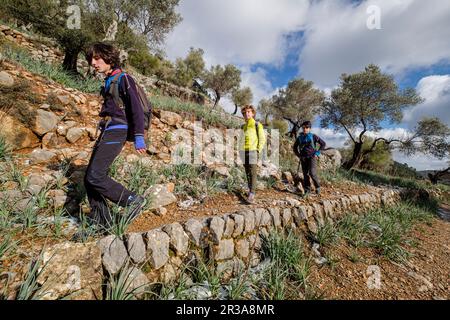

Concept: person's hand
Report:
left=134, top=135, right=147, bottom=155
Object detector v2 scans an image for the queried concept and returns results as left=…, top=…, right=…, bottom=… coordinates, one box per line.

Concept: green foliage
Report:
left=0, top=70, right=41, bottom=125
left=150, top=94, right=242, bottom=128
left=341, top=137, right=393, bottom=173
left=125, top=161, right=158, bottom=196
left=0, top=198, right=14, bottom=230
left=320, top=64, right=426, bottom=169
left=0, top=236, right=17, bottom=260
left=1, top=0, right=182, bottom=73
left=203, top=64, right=241, bottom=108
left=16, top=252, right=47, bottom=300
left=265, top=176, right=278, bottom=189
left=225, top=167, right=245, bottom=194
left=260, top=230, right=310, bottom=300
left=106, top=201, right=148, bottom=238
left=128, top=50, right=160, bottom=77
left=389, top=162, right=418, bottom=179
left=190, top=259, right=222, bottom=299
left=231, top=86, right=253, bottom=114
left=272, top=78, right=324, bottom=136
left=19, top=200, right=40, bottom=229
left=348, top=169, right=449, bottom=192
left=258, top=98, right=273, bottom=125
left=1, top=43, right=101, bottom=93
left=105, top=261, right=148, bottom=300
left=7, top=162, right=28, bottom=192
left=322, top=64, right=423, bottom=132
left=335, top=202, right=434, bottom=262
left=0, top=135, right=12, bottom=162
left=400, top=117, right=450, bottom=159
left=270, top=119, right=289, bottom=136
left=315, top=222, right=339, bottom=247
left=173, top=48, right=205, bottom=87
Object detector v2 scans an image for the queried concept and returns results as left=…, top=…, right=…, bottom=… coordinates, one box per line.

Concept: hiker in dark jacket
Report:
left=74, top=43, right=146, bottom=240
left=293, top=121, right=326, bottom=197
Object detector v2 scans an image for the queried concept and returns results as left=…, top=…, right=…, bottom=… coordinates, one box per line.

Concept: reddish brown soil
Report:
left=308, top=217, right=450, bottom=300
left=127, top=181, right=370, bottom=233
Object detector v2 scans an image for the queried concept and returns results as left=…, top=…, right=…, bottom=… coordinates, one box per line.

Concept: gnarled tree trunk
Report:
left=62, top=47, right=80, bottom=76
left=344, top=141, right=364, bottom=170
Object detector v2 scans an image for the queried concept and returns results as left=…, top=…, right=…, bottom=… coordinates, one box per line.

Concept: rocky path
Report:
left=127, top=181, right=372, bottom=233
left=309, top=216, right=450, bottom=300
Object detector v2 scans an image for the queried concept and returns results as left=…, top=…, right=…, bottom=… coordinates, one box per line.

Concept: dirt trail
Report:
left=127, top=181, right=371, bottom=233
left=308, top=216, right=450, bottom=300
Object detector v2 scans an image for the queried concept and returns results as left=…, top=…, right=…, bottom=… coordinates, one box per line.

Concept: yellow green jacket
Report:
left=240, top=118, right=266, bottom=153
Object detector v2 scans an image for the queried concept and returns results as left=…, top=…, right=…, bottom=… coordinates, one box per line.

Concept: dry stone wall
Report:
left=39, top=187, right=404, bottom=299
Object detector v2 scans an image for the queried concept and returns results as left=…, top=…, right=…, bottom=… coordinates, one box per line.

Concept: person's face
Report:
left=244, top=109, right=254, bottom=121
left=302, top=126, right=311, bottom=134
left=91, top=56, right=112, bottom=74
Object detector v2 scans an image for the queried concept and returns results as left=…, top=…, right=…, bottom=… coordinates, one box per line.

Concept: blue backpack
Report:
left=297, top=133, right=320, bottom=155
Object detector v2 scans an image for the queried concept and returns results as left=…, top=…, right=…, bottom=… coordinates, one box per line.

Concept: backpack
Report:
left=109, top=71, right=152, bottom=131
left=297, top=133, right=319, bottom=155
left=242, top=120, right=261, bottom=142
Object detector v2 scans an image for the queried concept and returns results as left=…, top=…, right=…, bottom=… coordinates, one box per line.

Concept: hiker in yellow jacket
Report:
left=240, top=105, right=266, bottom=204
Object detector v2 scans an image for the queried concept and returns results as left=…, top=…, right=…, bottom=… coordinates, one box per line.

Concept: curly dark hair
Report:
left=85, top=42, right=121, bottom=68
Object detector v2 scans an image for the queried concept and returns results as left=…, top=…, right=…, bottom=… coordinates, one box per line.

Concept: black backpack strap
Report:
left=255, top=121, right=260, bottom=143
left=109, top=72, right=125, bottom=110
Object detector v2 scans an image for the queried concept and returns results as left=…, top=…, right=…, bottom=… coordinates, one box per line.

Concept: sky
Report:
left=163, top=0, right=450, bottom=170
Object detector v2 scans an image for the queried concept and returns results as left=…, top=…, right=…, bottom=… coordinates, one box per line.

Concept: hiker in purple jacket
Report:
left=73, top=43, right=146, bottom=240
left=293, top=121, right=326, bottom=198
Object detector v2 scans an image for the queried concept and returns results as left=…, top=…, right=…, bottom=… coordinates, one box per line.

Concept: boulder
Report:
left=66, top=127, right=85, bottom=144
left=56, top=94, right=71, bottom=106
left=30, top=149, right=57, bottom=164
left=145, top=230, right=170, bottom=270
left=125, top=233, right=147, bottom=264
left=319, top=149, right=342, bottom=170
left=42, top=132, right=59, bottom=148
left=183, top=219, right=203, bottom=247
left=37, top=242, right=102, bottom=300
left=0, top=71, right=14, bottom=87
left=98, top=236, right=128, bottom=276
left=210, top=165, right=230, bottom=177
left=210, top=239, right=234, bottom=261
left=159, top=110, right=182, bottom=126
left=259, top=162, right=281, bottom=180
left=209, top=217, right=225, bottom=244
left=162, top=223, right=189, bottom=256
left=144, top=184, right=177, bottom=210
left=0, top=111, right=39, bottom=150
left=33, top=110, right=58, bottom=136
left=123, top=267, right=149, bottom=299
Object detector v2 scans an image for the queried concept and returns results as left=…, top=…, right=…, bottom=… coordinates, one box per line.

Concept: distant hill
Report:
left=417, top=169, right=450, bottom=186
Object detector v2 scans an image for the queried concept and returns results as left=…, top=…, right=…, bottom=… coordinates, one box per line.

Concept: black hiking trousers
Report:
left=84, top=129, right=136, bottom=227
left=301, top=156, right=320, bottom=192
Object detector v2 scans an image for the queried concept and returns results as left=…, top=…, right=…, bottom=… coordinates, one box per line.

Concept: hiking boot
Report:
left=126, top=195, right=147, bottom=223
left=247, top=192, right=256, bottom=204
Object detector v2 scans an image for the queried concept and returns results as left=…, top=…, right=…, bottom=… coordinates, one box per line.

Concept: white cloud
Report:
left=299, top=0, right=450, bottom=88
left=164, top=0, right=310, bottom=111
left=312, top=127, right=348, bottom=149
left=165, top=0, right=309, bottom=66
left=392, top=151, right=448, bottom=171
left=403, top=75, right=450, bottom=128
left=313, top=126, right=448, bottom=170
